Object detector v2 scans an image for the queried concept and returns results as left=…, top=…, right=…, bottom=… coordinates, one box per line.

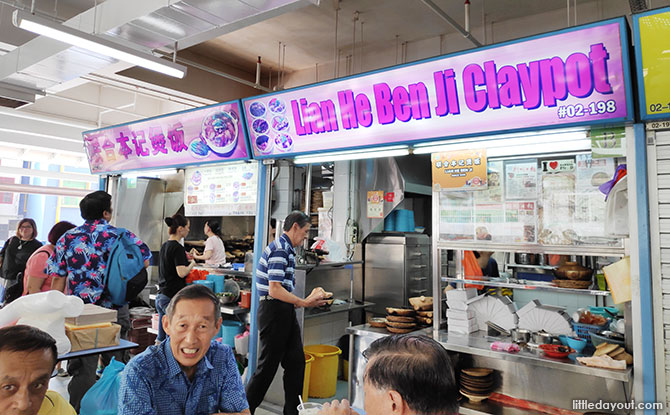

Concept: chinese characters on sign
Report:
left=431, top=149, right=487, bottom=190
left=83, top=102, right=249, bottom=174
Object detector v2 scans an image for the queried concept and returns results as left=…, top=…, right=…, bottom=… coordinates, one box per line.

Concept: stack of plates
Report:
left=385, top=307, right=417, bottom=334
left=460, top=368, right=494, bottom=403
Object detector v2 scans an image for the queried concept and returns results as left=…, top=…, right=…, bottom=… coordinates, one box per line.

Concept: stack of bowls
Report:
left=460, top=368, right=494, bottom=403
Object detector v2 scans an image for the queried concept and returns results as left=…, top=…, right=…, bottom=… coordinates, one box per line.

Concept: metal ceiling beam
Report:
left=420, top=0, right=482, bottom=47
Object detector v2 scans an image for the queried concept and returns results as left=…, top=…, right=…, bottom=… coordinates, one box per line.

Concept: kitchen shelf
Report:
left=434, top=330, right=631, bottom=382
left=506, top=264, right=556, bottom=271
left=442, top=277, right=610, bottom=296
left=435, top=242, right=625, bottom=257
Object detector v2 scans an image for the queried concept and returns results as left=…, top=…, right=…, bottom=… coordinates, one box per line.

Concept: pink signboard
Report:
left=242, top=20, right=631, bottom=158
left=83, top=101, right=249, bottom=173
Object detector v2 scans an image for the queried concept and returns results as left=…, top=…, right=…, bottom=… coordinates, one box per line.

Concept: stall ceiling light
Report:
left=12, top=10, right=186, bottom=79
left=412, top=129, right=589, bottom=155
left=293, top=146, right=409, bottom=164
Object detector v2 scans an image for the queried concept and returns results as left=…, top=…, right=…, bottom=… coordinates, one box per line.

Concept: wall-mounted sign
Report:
left=184, top=162, right=257, bottom=216
left=633, top=7, right=670, bottom=120
left=431, top=149, right=487, bottom=190
left=243, top=19, right=631, bottom=158
left=83, top=101, right=250, bottom=174
left=590, top=126, right=626, bottom=158
left=367, top=191, right=384, bottom=218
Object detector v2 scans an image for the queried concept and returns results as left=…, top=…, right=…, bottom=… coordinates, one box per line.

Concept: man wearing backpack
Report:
left=48, top=190, right=151, bottom=412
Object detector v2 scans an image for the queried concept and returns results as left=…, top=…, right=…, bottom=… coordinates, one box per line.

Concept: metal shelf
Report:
left=435, top=242, right=625, bottom=257
left=442, top=277, right=610, bottom=296
left=506, top=263, right=556, bottom=271
left=433, top=330, right=631, bottom=382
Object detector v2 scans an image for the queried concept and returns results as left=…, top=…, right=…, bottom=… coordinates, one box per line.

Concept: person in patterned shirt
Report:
left=48, top=190, right=151, bottom=412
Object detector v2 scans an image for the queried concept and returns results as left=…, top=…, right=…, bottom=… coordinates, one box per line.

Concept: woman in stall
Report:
left=156, top=214, right=196, bottom=343
left=190, top=220, right=227, bottom=266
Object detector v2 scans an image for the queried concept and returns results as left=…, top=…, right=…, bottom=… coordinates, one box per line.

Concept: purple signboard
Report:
left=83, top=101, right=249, bottom=173
left=243, top=20, right=631, bottom=158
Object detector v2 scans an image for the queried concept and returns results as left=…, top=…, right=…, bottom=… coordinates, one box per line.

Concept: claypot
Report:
left=553, top=262, right=592, bottom=281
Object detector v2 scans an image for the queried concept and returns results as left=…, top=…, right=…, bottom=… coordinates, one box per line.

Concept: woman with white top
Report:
left=190, top=221, right=227, bottom=265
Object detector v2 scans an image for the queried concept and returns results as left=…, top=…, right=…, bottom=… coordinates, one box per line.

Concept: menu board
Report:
left=184, top=162, right=257, bottom=216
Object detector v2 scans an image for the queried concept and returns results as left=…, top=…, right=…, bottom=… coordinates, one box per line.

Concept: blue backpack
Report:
left=103, top=228, right=147, bottom=307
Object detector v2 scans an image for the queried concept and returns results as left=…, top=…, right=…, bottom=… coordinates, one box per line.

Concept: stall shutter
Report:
left=649, top=128, right=670, bottom=404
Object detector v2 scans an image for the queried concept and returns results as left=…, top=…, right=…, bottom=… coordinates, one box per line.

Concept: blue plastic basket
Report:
left=572, top=321, right=608, bottom=345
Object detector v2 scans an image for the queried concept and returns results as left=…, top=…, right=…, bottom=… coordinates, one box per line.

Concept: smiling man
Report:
left=118, top=284, right=250, bottom=415
left=0, top=325, right=75, bottom=415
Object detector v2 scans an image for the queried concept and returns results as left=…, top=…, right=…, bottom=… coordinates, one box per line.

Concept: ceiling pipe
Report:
left=153, top=50, right=272, bottom=93
left=333, top=0, right=339, bottom=79
left=255, top=56, right=262, bottom=87
left=464, top=0, right=470, bottom=33
left=420, top=0, right=482, bottom=47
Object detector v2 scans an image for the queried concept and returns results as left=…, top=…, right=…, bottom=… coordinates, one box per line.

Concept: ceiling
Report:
left=0, top=0, right=662, bottom=165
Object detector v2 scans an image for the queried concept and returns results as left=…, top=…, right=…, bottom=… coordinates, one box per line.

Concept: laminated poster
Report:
left=439, top=192, right=474, bottom=241
left=504, top=160, right=538, bottom=200
left=431, top=149, right=487, bottom=191
left=184, top=163, right=257, bottom=216
left=367, top=191, right=384, bottom=219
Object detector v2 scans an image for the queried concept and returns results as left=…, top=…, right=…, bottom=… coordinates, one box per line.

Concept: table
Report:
left=57, top=339, right=138, bottom=361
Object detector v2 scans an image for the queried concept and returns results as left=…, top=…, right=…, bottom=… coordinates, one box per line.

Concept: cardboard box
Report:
left=65, top=304, right=117, bottom=327
left=66, top=323, right=121, bottom=352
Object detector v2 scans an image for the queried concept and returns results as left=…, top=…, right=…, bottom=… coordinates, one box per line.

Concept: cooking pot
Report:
left=510, top=328, right=531, bottom=344
left=553, top=262, right=592, bottom=281
left=531, top=331, right=554, bottom=345
left=514, top=253, right=536, bottom=265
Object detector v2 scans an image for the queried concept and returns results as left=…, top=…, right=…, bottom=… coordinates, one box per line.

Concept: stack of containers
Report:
left=446, top=288, right=479, bottom=334
left=383, top=209, right=416, bottom=232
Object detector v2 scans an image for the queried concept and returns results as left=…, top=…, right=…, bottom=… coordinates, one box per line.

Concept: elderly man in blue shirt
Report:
left=119, top=284, right=249, bottom=415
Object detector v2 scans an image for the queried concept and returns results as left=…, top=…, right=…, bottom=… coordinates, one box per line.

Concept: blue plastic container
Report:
left=232, top=263, right=245, bottom=271
left=220, top=321, right=244, bottom=347
left=395, top=209, right=414, bottom=232
left=383, top=210, right=396, bottom=231
left=193, top=279, right=215, bottom=292
left=207, top=274, right=225, bottom=293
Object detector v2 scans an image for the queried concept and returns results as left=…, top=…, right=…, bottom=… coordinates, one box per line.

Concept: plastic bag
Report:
left=80, top=357, right=125, bottom=415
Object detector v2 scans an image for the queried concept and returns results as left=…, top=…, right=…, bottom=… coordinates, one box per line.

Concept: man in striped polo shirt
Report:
left=246, top=211, right=328, bottom=415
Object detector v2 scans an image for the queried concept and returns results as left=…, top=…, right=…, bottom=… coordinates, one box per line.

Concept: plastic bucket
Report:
left=193, top=279, right=215, bottom=292
left=302, top=353, right=314, bottom=402
left=220, top=321, right=244, bottom=347
left=207, top=274, right=226, bottom=293
left=303, top=345, right=341, bottom=398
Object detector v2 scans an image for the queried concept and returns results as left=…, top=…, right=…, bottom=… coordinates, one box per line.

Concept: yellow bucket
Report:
left=303, top=352, right=314, bottom=402
left=304, top=345, right=342, bottom=398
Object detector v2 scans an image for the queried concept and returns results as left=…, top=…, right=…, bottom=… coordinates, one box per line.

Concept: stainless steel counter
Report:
left=194, top=266, right=252, bottom=278
left=297, top=260, right=364, bottom=270
left=305, top=301, right=374, bottom=320
left=149, top=293, right=248, bottom=316
left=433, top=330, right=632, bottom=382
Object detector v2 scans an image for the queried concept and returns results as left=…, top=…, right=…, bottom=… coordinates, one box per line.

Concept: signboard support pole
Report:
left=248, top=162, right=272, bottom=380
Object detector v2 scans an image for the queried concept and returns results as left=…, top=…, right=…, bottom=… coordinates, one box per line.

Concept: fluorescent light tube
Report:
left=413, top=130, right=589, bottom=155
left=12, top=10, right=186, bottom=79
left=294, top=146, right=409, bottom=164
